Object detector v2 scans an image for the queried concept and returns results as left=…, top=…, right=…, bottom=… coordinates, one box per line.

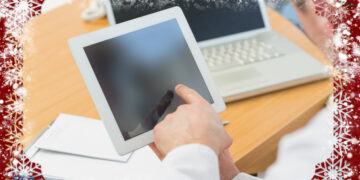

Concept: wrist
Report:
left=227, top=166, right=240, bottom=180
left=185, top=139, right=220, bottom=155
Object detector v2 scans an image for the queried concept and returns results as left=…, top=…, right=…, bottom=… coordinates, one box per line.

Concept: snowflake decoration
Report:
left=329, top=91, right=354, bottom=155
left=4, top=94, right=24, bottom=119
left=1, top=42, right=24, bottom=89
left=333, top=117, right=353, bottom=135
left=314, top=153, right=352, bottom=180
left=6, top=148, right=43, bottom=180
left=333, top=54, right=360, bottom=84
left=312, top=0, right=359, bottom=178
left=111, top=0, right=260, bottom=12
left=331, top=90, right=353, bottom=122
left=4, top=135, right=21, bottom=157
left=316, top=0, right=353, bottom=25
left=1, top=0, right=45, bottom=179
left=333, top=127, right=352, bottom=155
left=333, top=70, right=350, bottom=90
left=333, top=71, right=350, bottom=90
left=2, top=0, right=42, bottom=39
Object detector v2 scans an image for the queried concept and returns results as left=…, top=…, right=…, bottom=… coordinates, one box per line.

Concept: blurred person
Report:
left=292, top=0, right=333, bottom=51
left=146, top=84, right=332, bottom=180
left=147, top=1, right=335, bottom=179
left=262, top=1, right=335, bottom=179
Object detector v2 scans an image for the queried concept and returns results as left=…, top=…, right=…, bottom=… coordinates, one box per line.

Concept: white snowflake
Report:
left=2, top=0, right=42, bottom=38
left=333, top=127, right=352, bottom=155
left=333, top=118, right=352, bottom=135
left=328, top=90, right=354, bottom=156
left=6, top=152, right=42, bottom=179
left=314, top=153, right=353, bottom=180
left=331, top=90, right=353, bottom=122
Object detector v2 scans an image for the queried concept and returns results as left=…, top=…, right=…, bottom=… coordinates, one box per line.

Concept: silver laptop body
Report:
left=105, top=0, right=330, bottom=102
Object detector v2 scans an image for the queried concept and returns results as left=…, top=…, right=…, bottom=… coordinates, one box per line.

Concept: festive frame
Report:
left=0, top=0, right=359, bottom=179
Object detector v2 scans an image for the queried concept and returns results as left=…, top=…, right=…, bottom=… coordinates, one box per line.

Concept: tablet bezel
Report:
left=68, top=7, right=226, bottom=155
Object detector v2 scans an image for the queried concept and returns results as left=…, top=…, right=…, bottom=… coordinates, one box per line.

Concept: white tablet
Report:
left=68, top=7, right=225, bottom=155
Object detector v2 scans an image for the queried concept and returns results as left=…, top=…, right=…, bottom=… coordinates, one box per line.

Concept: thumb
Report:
left=175, top=84, right=208, bottom=105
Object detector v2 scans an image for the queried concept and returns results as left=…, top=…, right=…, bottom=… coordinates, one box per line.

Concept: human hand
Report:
left=153, top=84, right=232, bottom=156
left=219, top=149, right=240, bottom=180
left=149, top=143, right=165, bottom=160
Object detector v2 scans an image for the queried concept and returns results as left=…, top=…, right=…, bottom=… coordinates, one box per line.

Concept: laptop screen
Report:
left=109, top=0, right=265, bottom=42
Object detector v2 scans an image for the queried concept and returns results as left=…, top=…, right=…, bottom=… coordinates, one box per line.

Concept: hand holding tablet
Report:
left=154, top=84, right=232, bottom=156
left=68, top=7, right=225, bottom=155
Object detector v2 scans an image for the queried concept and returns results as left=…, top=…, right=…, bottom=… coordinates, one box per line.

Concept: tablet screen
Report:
left=84, top=19, right=213, bottom=140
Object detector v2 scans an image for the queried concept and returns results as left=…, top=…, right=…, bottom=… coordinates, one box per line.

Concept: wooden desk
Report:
left=23, top=0, right=332, bottom=173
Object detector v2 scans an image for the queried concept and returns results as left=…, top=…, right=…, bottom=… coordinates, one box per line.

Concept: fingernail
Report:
left=175, top=84, right=184, bottom=91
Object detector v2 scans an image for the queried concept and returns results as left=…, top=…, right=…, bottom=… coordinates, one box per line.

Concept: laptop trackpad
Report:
left=213, top=67, right=266, bottom=91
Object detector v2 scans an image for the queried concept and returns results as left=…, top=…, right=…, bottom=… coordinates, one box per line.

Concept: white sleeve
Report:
left=264, top=108, right=333, bottom=180
left=145, top=144, right=220, bottom=180
left=232, top=173, right=263, bottom=180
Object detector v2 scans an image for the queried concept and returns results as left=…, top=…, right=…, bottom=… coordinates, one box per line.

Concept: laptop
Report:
left=105, top=0, right=330, bottom=102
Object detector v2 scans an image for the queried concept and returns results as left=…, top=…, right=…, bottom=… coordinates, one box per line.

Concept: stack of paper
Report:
left=26, top=114, right=161, bottom=179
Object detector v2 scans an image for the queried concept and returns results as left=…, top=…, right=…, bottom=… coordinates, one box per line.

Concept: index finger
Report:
left=175, top=84, right=208, bottom=105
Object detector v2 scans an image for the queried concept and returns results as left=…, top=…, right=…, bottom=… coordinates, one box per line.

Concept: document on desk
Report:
left=31, top=146, right=161, bottom=180
left=34, top=114, right=131, bottom=162
left=26, top=114, right=161, bottom=179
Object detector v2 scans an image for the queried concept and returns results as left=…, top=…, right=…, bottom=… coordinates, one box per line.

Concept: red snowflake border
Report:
left=1, top=0, right=45, bottom=179
left=312, top=0, right=360, bottom=179
left=1, top=0, right=360, bottom=179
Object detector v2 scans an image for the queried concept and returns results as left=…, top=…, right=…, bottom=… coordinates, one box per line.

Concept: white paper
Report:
left=35, top=114, right=131, bottom=162
left=31, top=146, right=161, bottom=180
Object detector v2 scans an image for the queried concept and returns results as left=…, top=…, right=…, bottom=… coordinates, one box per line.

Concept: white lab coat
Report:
left=263, top=107, right=333, bottom=179
left=133, top=107, right=332, bottom=180
left=132, top=144, right=259, bottom=180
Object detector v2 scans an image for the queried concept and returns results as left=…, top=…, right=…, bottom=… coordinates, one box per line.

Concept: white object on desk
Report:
left=30, top=114, right=131, bottom=162
left=26, top=114, right=161, bottom=179
left=42, top=0, right=73, bottom=13
left=81, top=0, right=106, bottom=22
left=30, top=146, right=160, bottom=180
left=43, top=0, right=106, bottom=22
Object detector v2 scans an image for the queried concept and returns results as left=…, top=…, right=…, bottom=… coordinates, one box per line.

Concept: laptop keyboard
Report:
left=201, top=37, right=283, bottom=71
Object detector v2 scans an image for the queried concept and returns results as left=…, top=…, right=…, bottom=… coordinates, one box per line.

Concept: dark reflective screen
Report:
left=84, top=19, right=213, bottom=140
